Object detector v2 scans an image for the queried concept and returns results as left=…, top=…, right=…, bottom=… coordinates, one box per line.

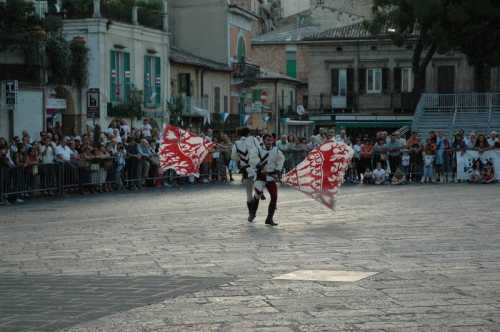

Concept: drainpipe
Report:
left=93, top=0, right=101, bottom=18
left=275, top=80, right=279, bottom=135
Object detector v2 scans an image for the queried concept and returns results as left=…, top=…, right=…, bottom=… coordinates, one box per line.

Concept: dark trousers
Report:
left=389, top=155, right=401, bottom=175
left=254, top=180, right=278, bottom=219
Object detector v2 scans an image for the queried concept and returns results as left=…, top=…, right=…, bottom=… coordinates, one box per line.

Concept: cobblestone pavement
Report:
left=1, top=183, right=500, bottom=331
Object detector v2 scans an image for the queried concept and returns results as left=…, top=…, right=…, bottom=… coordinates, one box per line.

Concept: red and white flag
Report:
left=282, top=140, right=353, bottom=210
left=159, top=125, right=215, bottom=177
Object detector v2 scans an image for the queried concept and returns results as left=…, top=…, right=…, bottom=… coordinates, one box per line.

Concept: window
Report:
left=178, top=73, right=191, bottom=96
left=144, top=56, right=161, bottom=108
left=401, top=67, right=413, bottom=92
left=286, top=50, right=297, bottom=78
left=224, top=96, right=228, bottom=113
left=110, top=50, right=131, bottom=103
left=367, top=68, right=382, bottom=94
left=214, top=87, right=221, bottom=113
left=437, top=65, right=455, bottom=93
left=338, top=69, right=347, bottom=96
left=237, top=36, right=246, bottom=62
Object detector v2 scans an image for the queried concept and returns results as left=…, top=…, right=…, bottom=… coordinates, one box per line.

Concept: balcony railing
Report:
left=306, top=93, right=418, bottom=115
left=169, top=96, right=209, bottom=117
left=232, top=61, right=260, bottom=84
left=62, top=0, right=166, bottom=31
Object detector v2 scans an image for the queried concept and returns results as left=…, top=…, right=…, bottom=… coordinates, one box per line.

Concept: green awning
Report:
left=335, top=121, right=412, bottom=128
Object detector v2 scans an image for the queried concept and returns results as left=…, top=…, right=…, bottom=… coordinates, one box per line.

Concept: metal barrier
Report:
left=0, top=157, right=221, bottom=203
left=282, top=150, right=309, bottom=172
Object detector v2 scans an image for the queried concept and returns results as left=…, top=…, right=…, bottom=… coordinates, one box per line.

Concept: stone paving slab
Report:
left=0, top=274, right=230, bottom=332
left=0, top=184, right=500, bottom=331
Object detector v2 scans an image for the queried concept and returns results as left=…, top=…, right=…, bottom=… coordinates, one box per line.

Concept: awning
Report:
left=335, top=121, right=412, bottom=128
left=285, top=120, right=315, bottom=126
left=191, top=106, right=211, bottom=125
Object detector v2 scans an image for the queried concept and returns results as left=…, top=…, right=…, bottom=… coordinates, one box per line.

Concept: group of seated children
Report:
left=469, top=159, right=496, bottom=184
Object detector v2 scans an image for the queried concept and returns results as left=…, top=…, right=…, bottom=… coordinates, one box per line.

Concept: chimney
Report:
left=132, top=5, right=138, bottom=25
left=93, top=0, right=101, bottom=18
left=162, top=0, right=169, bottom=32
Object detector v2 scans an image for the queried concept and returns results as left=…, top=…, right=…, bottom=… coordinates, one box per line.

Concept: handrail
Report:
left=488, top=94, right=493, bottom=132
left=451, top=94, right=458, bottom=135
left=413, top=92, right=500, bottom=137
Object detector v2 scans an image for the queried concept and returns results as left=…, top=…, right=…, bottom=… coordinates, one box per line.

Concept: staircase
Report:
left=412, top=93, right=500, bottom=139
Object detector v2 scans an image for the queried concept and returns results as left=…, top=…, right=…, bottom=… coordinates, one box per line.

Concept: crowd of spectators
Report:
left=272, top=128, right=500, bottom=185
left=340, top=129, right=500, bottom=185
left=2, top=121, right=499, bottom=204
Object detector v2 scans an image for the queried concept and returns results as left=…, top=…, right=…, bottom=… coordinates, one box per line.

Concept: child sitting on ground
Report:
left=469, top=159, right=483, bottom=184
left=482, top=161, right=495, bottom=184
left=373, top=162, right=387, bottom=185
left=363, top=168, right=373, bottom=184
left=391, top=167, right=406, bottom=185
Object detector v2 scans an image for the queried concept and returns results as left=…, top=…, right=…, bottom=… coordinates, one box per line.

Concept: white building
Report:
left=62, top=1, right=171, bottom=129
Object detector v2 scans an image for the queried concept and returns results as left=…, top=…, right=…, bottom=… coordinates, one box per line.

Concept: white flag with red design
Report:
left=282, top=140, right=353, bottom=210
left=159, top=125, right=215, bottom=177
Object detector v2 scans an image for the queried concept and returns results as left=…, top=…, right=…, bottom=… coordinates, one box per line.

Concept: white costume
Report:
left=248, top=144, right=285, bottom=225
left=231, top=135, right=262, bottom=214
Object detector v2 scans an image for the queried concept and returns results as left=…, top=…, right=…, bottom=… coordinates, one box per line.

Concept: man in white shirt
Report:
left=247, top=134, right=285, bottom=226
left=488, top=131, right=497, bottom=146
left=142, top=118, right=153, bottom=139
left=40, top=137, right=55, bottom=164
left=55, top=137, right=72, bottom=162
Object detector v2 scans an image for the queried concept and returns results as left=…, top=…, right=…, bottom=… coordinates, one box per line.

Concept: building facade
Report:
left=169, top=48, right=232, bottom=131
left=170, top=0, right=266, bottom=131
left=303, top=22, right=499, bottom=130
left=63, top=12, right=170, bottom=129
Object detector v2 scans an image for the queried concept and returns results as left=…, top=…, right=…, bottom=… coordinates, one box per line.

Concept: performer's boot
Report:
left=265, top=202, right=278, bottom=226
left=248, top=198, right=259, bottom=223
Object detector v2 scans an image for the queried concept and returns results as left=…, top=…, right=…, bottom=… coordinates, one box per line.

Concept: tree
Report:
left=452, top=0, right=500, bottom=90
left=367, top=0, right=500, bottom=95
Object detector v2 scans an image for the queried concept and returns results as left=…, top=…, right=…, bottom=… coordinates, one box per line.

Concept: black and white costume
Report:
left=231, top=135, right=261, bottom=215
left=248, top=145, right=285, bottom=225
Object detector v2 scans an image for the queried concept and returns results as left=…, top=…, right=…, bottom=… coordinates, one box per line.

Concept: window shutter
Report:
left=155, top=57, right=161, bottom=106
left=252, top=89, right=261, bottom=102
left=382, top=68, right=390, bottom=93
left=347, top=68, right=354, bottom=109
left=287, top=59, right=297, bottom=78
left=123, top=52, right=131, bottom=102
left=144, top=56, right=151, bottom=106
left=286, top=51, right=297, bottom=78
left=394, top=67, right=402, bottom=93
left=331, top=69, right=339, bottom=95
left=110, top=50, right=117, bottom=103
left=358, top=68, right=366, bottom=94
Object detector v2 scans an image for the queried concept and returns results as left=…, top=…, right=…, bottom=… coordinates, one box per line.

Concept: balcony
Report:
left=307, top=93, right=418, bottom=115
left=169, top=96, right=209, bottom=117
left=62, top=0, right=166, bottom=31
left=232, top=61, right=260, bottom=86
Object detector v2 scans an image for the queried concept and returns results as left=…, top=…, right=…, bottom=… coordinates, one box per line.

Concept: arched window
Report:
left=237, top=36, right=246, bottom=63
